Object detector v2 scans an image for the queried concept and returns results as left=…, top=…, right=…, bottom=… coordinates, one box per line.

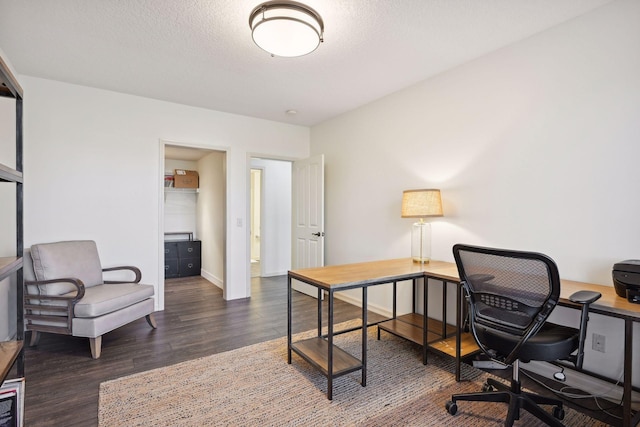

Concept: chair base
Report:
left=446, top=377, right=565, bottom=427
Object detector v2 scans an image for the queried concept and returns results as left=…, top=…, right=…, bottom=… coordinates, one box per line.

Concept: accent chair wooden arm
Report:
left=102, top=265, right=142, bottom=284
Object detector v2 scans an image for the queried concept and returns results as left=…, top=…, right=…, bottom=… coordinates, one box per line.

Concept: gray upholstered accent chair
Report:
left=23, top=240, right=157, bottom=359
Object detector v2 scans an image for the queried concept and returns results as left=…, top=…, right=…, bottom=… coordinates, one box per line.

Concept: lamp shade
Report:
left=401, top=189, right=443, bottom=218
left=249, top=1, right=324, bottom=57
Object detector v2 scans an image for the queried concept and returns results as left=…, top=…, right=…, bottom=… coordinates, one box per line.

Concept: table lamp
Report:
left=401, top=189, right=443, bottom=263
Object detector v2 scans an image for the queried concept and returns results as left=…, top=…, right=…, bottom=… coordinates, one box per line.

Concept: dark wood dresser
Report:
left=164, top=238, right=201, bottom=278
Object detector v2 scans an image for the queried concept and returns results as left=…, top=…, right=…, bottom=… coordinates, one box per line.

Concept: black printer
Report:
left=613, top=260, right=640, bottom=303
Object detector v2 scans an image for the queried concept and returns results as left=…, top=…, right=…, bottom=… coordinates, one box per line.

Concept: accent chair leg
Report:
left=90, top=336, right=102, bottom=359
left=146, top=313, right=157, bottom=329
left=29, top=331, right=40, bottom=346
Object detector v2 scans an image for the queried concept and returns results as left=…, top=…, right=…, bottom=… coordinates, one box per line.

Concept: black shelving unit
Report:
left=0, top=53, right=25, bottom=383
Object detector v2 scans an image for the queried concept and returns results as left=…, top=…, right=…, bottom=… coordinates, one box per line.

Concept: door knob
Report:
left=311, top=232, right=325, bottom=237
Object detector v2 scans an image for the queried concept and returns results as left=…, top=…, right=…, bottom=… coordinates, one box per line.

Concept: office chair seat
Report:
left=476, top=321, right=579, bottom=363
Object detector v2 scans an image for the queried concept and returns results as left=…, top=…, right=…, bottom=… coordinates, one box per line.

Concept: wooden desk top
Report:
left=289, top=258, right=449, bottom=290
left=289, top=258, right=640, bottom=321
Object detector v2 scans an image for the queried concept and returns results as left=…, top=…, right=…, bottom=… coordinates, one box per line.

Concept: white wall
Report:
left=250, top=158, right=292, bottom=277
left=311, top=0, right=640, bottom=384
left=22, top=77, right=310, bottom=305
left=197, top=151, right=225, bottom=287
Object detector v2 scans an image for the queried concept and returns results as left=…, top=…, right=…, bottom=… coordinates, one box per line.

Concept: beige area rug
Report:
left=99, top=323, right=606, bottom=426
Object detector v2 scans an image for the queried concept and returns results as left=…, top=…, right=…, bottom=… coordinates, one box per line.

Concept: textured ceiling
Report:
left=0, top=0, right=613, bottom=126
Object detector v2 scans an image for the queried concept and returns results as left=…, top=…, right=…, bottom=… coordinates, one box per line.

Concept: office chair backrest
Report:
left=453, top=244, right=561, bottom=364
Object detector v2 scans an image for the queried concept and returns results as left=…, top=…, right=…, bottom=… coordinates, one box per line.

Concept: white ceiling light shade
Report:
left=249, top=1, right=324, bottom=57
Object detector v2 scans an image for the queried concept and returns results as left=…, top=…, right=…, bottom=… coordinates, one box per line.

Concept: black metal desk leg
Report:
left=327, top=290, right=334, bottom=400
left=456, top=281, right=462, bottom=382
left=412, top=279, right=416, bottom=314
left=441, top=280, right=447, bottom=338
left=393, top=281, right=397, bottom=318
left=287, top=275, right=292, bottom=364
left=362, top=286, right=367, bottom=387
left=317, top=287, right=322, bottom=337
left=423, top=277, right=428, bottom=365
left=623, top=318, right=638, bottom=427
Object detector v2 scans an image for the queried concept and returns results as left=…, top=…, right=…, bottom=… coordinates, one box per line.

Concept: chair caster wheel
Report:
left=445, top=401, right=457, bottom=415
left=552, top=406, right=565, bottom=420
left=481, top=382, right=494, bottom=392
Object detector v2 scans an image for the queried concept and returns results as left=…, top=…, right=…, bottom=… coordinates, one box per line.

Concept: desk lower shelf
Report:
left=290, top=337, right=363, bottom=377
left=378, top=313, right=480, bottom=359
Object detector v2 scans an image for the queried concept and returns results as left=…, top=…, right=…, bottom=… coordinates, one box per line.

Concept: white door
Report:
left=292, top=154, right=324, bottom=297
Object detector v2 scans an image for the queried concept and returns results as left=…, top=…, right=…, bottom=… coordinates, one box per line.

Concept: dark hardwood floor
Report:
left=16, top=274, right=622, bottom=426
left=19, top=275, right=379, bottom=426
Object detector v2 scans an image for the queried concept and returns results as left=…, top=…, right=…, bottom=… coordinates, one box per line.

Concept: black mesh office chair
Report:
left=445, top=244, right=601, bottom=426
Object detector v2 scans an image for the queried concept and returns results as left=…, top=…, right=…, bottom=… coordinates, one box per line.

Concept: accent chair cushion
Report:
left=30, top=240, right=104, bottom=295
left=68, top=282, right=155, bottom=318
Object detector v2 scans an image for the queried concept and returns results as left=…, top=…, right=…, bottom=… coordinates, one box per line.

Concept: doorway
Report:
left=249, top=157, right=292, bottom=278
left=250, top=168, right=262, bottom=277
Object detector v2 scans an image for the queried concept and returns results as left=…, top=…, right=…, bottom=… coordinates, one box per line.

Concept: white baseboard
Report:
left=261, top=270, right=287, bottom=278
left=521, top=360, right=640, bottom=410
left=200, top=269, right=223, bottom=290
left=333, top=292, right=392, bottom=318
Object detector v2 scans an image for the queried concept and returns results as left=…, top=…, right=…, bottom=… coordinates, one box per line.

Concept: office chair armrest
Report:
left=568, top=290, right=601, bottom=368
left=569, top=290, right=601, bottom=305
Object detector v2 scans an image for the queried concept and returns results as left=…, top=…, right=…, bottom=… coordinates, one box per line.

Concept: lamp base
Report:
left=411, top=221, right=432, bottom=264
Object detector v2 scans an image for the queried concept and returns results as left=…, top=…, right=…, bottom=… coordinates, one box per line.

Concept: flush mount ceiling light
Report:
left=249, top=1, right=324, bottom=57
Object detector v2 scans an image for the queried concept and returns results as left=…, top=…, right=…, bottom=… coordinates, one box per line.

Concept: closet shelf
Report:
left=164, top=187, right=199, bottom=193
